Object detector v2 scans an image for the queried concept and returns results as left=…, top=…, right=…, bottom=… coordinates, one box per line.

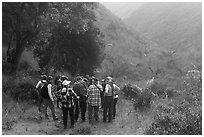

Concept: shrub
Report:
left=122, top=84, right=153, bottom=112
left=9, top=82, right=38, bottom=103
left=122, top=84, right=141, bottom=100
left=145, top=68, right=202, bottom=135
left=145, top=103, right=202, bottom=135
left=133, top=88, right=153, bottom=112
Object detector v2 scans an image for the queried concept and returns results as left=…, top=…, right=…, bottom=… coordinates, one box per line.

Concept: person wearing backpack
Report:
left=103, top=76, right=114, bottom=123
left=35, top=74, right=47, bottom=112
left=59, top=80, right=78, bottom=129
left=87, top=77, right=102, bottom=124
left=41, top=76, right=58, bottom=121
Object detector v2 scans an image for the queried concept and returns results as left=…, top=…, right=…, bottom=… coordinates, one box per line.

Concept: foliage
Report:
left=8, top=82, right=37, bottom=103
left=145, top=68, right=202, bottom=135
left=122, top=84, right=153, bottom=112
left=32, top=2, right=104, bottom=75
left=2, top=2, right=48, bottom=72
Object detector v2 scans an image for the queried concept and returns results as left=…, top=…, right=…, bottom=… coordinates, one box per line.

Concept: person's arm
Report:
left=36, top=81, right=41, bottom=89
left=114, top=84, right=120, bottom=95
left=48, top=84, right=54, bottom=102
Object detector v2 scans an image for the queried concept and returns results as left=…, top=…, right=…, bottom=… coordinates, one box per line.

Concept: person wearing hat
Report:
left=41, top=76, right=58, bottom=121
left=35, top=74, right=47, bottom=112
left=87, top=77, right=102, bottom=124
left=103, top=76, right=115, bottom=122
left=59, top=80, right=78, bottom=129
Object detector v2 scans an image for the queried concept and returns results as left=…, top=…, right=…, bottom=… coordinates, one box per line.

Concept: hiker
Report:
left=72, top=76, right=83, bottom=122
left=87, top=77, right=102, bottom=124
left=112, top=80, right=120, bottom=119
left=59, top=80, right=78, bottom=129
left=103, top=76, right=114, bottom=122
left=41, top=76, right=58, bottom=120
left=78, top=78, right=88, bottom=122
left=101, top=79, right=106, bottom=110
left=35, top=74, right=47, bottom=112
left=54, top=75, right=62, bottom=108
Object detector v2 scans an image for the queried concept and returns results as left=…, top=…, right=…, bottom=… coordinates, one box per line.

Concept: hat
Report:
left=61, top=75, right=68, bottom=80
left=47, top=76, right=53, bottom=81
left=101, top=79, right=105, bottom=82
left=62, top=80, right=71, bottom=86
left=83, top=78, right=88, bottom=83
left=76, top=76, right=82, bottom=81
left=106, top=76, right=113, bottom=81
left=41, top=74, right=47, bottom=79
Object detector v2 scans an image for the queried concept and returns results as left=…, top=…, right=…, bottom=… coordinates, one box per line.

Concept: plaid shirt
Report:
left=87, top=84, right=101, bottom=106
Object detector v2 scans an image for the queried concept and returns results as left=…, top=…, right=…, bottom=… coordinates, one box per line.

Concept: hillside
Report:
left=124, top=2, right=202, bottom=67
left=101, top=2, right=144, bottom=19
left=94, top=4, right=164, bottom=80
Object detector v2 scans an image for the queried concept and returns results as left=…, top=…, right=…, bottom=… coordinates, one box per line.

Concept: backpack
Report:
left=41, top=83, right=50, bottom=99
left=60, top=88, right=74, bottom=108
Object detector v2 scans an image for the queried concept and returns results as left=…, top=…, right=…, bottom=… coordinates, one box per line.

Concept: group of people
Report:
left=35, top=74, right=120, bottom=129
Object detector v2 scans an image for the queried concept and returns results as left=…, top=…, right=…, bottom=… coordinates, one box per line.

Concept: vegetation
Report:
left=3, top=2, right=105, bottom=75
left=122, top=67, right=202, bottom=135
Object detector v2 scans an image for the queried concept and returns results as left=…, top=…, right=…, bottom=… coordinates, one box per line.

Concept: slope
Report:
left=124, top=2, right=202, bottom=67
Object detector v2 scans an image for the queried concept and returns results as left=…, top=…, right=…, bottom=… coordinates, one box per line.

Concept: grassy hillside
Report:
left=124, top=2, right=202, bottom=68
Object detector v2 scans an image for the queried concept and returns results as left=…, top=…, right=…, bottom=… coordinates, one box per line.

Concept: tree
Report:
left=33, top=2, right=105, bottom=75
left=2, top=2, right=48, bottom=73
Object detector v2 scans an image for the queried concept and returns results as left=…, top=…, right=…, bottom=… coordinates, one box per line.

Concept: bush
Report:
left=145, top=68, right=202, bottom=135
left=133, top=88, right=153, bottom=112
left=145, top=102, right=202, bottom=135
left=9, top=82, right=38, bottom=103
left=122, top=84, right=153, bottom=112
left=122, top=84, right=141, bottom=100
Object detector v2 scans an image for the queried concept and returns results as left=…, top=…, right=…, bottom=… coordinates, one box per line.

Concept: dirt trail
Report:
left=3, top=97, right=150, bottom=135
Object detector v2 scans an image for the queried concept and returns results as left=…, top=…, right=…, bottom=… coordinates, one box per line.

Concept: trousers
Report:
left=103, top=96, right=113, bottom=122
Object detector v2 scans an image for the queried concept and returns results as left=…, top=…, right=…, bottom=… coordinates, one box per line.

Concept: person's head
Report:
left=82, top=78, right=88, bottom=84
left=92, top=77, right=98, bottom=85
left=101, top=79, right=106, bottom=84
left=61, top=75, right=68, bottom=81
left=76, top=76, right=82, bottom=82
left=106, top=76, right=113, bottom=83
left=41, top=74, right=47, bottom=80
left=47, top=76, right=53, bottom=83
left=62, top=80, right=71, bottom=87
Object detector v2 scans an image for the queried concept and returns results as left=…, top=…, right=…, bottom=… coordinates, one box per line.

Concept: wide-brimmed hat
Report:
left=106, top=76, right=113, bottom=81
left=62, top=80, right=71, bottom=86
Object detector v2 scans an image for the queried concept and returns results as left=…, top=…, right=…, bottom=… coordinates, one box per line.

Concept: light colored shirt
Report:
left=113, top=84, right=120, bottom=98
left=48, top=84, right=54, bottom=102
left=104, top=83, right=120, bottom=98
left=35, top=80, right=46, bottom=89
